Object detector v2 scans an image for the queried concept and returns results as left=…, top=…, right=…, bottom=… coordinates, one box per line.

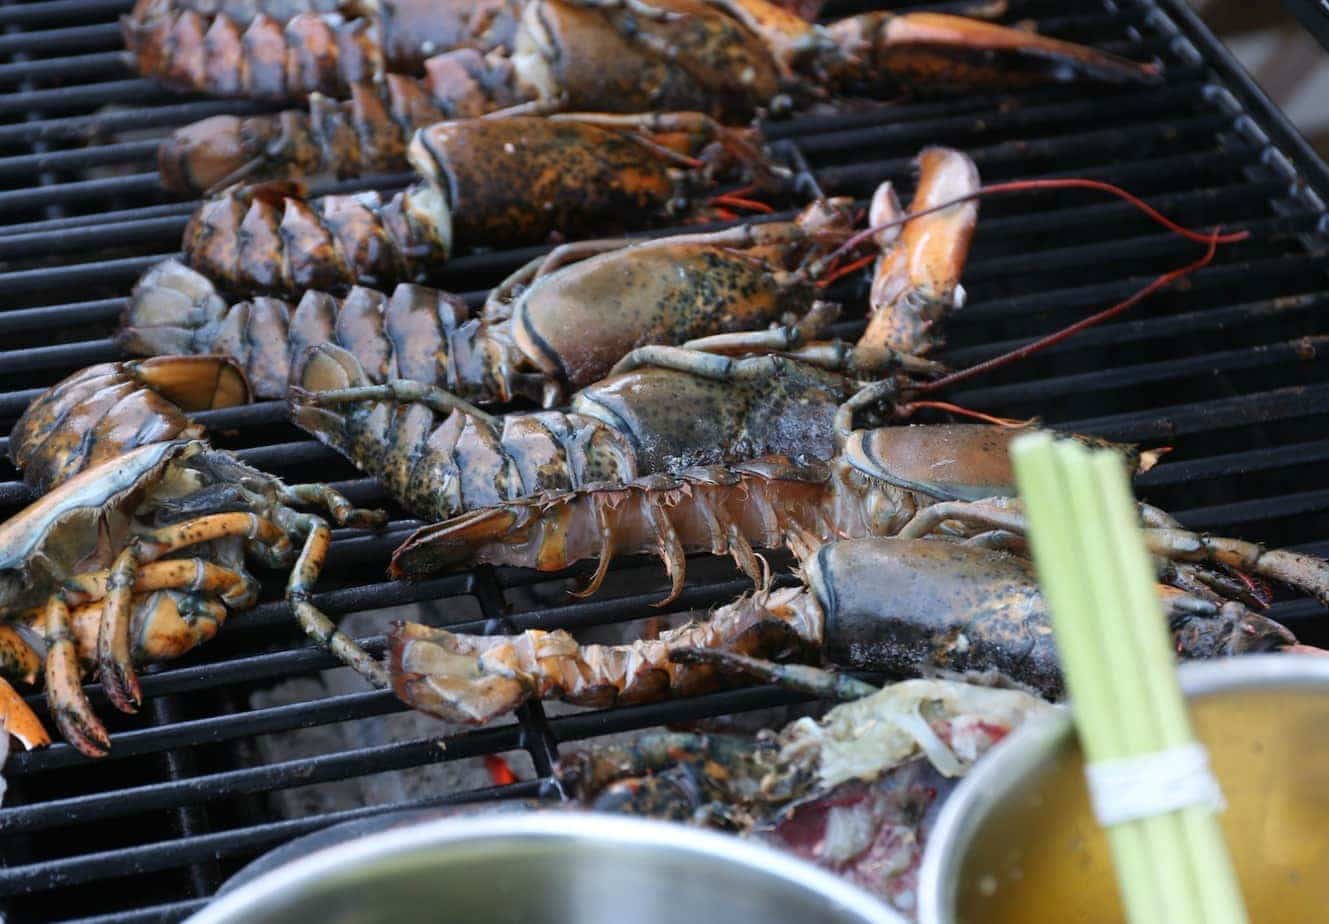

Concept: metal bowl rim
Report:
left=915, top=653, right=1329, bottom=924
left=186, top=811, right=908, bottom=924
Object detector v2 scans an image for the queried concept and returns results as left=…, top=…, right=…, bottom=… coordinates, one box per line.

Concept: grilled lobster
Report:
left=386, top=408, right=1329, bottom=614
left=128, top=150, right=972, bottom=401
left=174, top=112, right=783, bottom=294
left=151, top=0, right=1156, bottom=193
left=389, top=534, right=1302, bottom=726
left=2, top=366, right=391, bottom=757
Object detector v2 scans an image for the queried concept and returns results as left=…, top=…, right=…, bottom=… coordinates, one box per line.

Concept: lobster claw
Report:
left=827, top=12, right=1160, bottom=94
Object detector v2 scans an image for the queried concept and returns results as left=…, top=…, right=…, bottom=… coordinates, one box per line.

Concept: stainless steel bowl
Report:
left=917, top=654, right=1329, bottom=924
left=188, top=812, right=908, bottom=924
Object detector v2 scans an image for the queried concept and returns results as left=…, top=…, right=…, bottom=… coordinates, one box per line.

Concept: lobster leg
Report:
left=100, top=547, right=143, bottom=713
left=0, top=625, right=40, bottom=685
left=44, top=596, right=111, bottom=757
left=66, top=559, right=260, bottom=609
left=281, top=509, right=389, bottom=688
left=280, top=483, right=385, bottom=527
left=899, top=499, right=1329, bottom=607
left=671, top=646, right=876, bottom=700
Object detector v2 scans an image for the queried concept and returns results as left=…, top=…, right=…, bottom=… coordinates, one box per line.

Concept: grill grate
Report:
left=1, top=0, right=1328, bottom=920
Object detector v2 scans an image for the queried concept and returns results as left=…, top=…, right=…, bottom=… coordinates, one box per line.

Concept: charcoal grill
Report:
left=1, top=0, right=1327, bottom=920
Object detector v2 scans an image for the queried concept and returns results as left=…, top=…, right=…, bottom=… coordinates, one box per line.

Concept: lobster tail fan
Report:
left=120, top=260, right=229, bottom=356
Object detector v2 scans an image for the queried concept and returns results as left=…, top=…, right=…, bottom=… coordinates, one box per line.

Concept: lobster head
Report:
left=0, top=441, right=199, bottom=612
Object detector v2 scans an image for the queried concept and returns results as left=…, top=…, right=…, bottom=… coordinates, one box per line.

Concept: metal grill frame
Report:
left=0, top=0, right=1327, bottom=921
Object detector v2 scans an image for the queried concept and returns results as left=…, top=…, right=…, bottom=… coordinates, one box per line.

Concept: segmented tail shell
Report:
left=122, top=259, right=469, bottom=398
left=181, top=180, right=451, bottom=297
left=124, top=0, right=386, bottom=101
left=389, top=584, right=823, bottom=723
left=388, top=458, right=871, bottom=602
left=9, top=357, right=248, bottom=492
left=156, top=50, right=520, bottom=195
left=124, top=0, right=522, bottom=103
left=290, top=344, right=637, bottom=522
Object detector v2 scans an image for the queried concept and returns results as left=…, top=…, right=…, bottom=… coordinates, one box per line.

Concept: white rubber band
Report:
left=1084, top=743, right=1225, bottom=827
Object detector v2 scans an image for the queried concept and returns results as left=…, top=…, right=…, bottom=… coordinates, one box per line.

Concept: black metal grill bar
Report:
left=945, top=291, right=1329, bottom=366
left=1153, top=0, right=1329, bottom=195
left=0, top=50, right=125, bottom=86
left=0, top=0, right=130, bottom=29
left=952, top=337, right=1329, bottom=407
left=0, top=170, right=417, bottom=235
left=0, top=21, right=122, bottom=56
left=66, top=898, right=210, bottom=924
left=0, top=684, right=814, bottom=895
left=1062, top=382, right=1329, bottom=439
left=0, top=98, right=275, bottom=146
left=0, top=139, right=159, bottom=182
left=0, top=778, right=547, bottom=897
left=1169, top=488, right=1329, bottom=531
left=0, top=172, right=160, bottom=212
left=960, top=253, right=1326, bottom=323
left=0, top=77, right=172, bottom=117
left=1135, top=438, right=1329, bottom=488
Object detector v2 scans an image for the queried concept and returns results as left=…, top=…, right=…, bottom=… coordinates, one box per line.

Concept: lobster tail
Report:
left=124, top=259, right=300, bottom=396
left=125, top=261, right=472, bottom=399
left=182, top=180, right=452, bottom=297
left=388, top=459, right=853, bottom=599
left=123, top=0, right=386, bottom=102
left=155, top=49, right=522, bottom=195
left=388, top=584, right=825, bottom=723
left=9, top=357, right=248, bottom=492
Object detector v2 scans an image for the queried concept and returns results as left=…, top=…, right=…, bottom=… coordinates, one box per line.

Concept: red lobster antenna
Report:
left=813, top=177, right=1248, bottom=397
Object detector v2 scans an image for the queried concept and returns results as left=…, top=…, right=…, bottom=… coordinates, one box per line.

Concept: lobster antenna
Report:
left=810, top=177, right=1249, bottom=277
left=914, top=233, right=1222, bottom=395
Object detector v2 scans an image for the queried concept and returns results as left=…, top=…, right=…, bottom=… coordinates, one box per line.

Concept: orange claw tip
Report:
left=0, top=683, right=53, bottom=752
